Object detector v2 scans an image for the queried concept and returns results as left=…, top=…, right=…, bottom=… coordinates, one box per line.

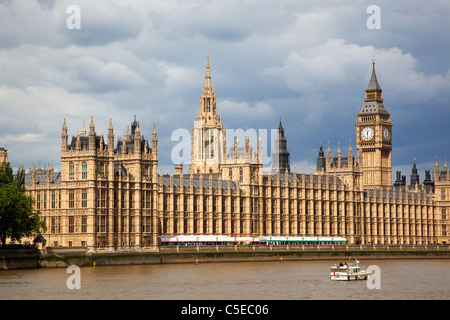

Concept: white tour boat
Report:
left=330, top=258, right=369, bottom=281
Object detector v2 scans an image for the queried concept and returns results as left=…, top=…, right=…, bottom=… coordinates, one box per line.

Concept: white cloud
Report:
left=265, top=39, right=450, bottom=104
left=220, top=100, right=275, bottom=121
left=0, top=133, right=42, bottom=144
left=70, top=56, right=146, bottom=92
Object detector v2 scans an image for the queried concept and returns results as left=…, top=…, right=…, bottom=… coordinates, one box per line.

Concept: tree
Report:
left=0, top=163, right=46, bottom=247
left=0, top=161, right=25, bottom=191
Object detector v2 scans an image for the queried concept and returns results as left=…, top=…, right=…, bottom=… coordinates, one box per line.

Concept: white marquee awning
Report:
left=158, top=235, right=258, bottom=242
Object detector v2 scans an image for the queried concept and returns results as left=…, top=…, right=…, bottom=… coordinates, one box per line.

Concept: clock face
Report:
left=361, top=127, right=374, bottom=141
left=383, top=127, right=390, bottom=141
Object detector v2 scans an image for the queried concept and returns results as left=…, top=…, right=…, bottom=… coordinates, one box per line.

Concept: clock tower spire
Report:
left=356, top=60, right=392, bottom=189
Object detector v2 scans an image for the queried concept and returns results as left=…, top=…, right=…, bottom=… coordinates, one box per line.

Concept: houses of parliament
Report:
left=2, top=56, right=449, bottom=250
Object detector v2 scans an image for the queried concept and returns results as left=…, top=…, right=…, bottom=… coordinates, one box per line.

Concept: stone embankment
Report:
left=2, top=245, right=450, bottom=270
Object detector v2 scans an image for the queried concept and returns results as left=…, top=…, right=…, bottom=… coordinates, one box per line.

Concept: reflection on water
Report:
left=0, top=259, right=449, bottom=300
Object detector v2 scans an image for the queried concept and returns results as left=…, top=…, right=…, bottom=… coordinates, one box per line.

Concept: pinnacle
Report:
left=366, top=60, right=382, bottom=92
left=204, top=53, right=212, bottom=89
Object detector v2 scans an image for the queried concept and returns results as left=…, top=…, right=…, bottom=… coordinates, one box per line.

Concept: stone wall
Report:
left=0, top=248, right=40, bottom=270
left=2, top=246, right=450, bottom=270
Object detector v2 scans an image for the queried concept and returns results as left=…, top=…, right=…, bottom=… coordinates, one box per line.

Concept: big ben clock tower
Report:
left=356, top=60, right=392, bottom=190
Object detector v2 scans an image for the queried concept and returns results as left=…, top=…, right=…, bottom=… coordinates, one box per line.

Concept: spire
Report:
left=108, top=118, right=114, bottom=153
left=360, top=59, right=387, bottom=114
left=152, top=120, right=157, bottom=137
left=76, top=131, right=81, bottom=151
left=134, top=120, right=141, bottom=154
left=108, top=118, right=114, bottom=135
left=347, top=140, right=353, bottom=167
left=337, top=141, right=341, bottom=168
left=152, top=121, right=158, bottom=157
left=204, top=53, right=212, bottom=89
left=131, top=115, right=138, bottom=135
left=81, top=121, right=86, bottom=136
left=134, top=120, right=140, bottom=136
left=89, top=116, right=96, bottom=151
left=410, top=158, right=419, bottom=185
left=89, top=115, right=95, bottom=135
left=200, top=53, right=216, bottom=117
left=61, top=118, right=68, bottom=152
left=126, top=124, right=131, bottom=141
left=272, top=119, right=290, bottom=173
left=326, top=141, right=331, bottom=170
left=366, top=58, right=382, bottom=92
left=278, top=119, right=285, bottom=137
left=317, top=144, right=326, bottom=172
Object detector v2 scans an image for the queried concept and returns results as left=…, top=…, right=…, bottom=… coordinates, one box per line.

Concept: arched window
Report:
left=69, top=162, right=74, bottom=180
left=229, top=168, right=233, bottom=180
left=98, top=162, right=104, bottom=175
left=239, top=168, right=243, bottom=182
left=441, top=189, right=446, bottom=201
left=82, top=162, right=87, bottom=179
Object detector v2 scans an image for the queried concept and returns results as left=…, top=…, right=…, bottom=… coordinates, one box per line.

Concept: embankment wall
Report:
left=2, top=247, right=450, bottom=270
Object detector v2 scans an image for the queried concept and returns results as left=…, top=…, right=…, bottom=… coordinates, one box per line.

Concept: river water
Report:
left=0, top=259, right=449, bottom=300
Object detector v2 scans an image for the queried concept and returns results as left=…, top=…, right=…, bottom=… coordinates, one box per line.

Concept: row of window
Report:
left=36, top=191, right=61, bottom=209
left=46, top=215, right=153, bottom=234
left=160, top=216, right=353, bottom=236
left=69, top=162, right=88, bottom=180
left=36, top=190, right=444, bottom=222
left=36, top=189, right=155, bottom=210
left=44, top=213, right=447, bottom=240
left=48, top=216, right=87, bottom=234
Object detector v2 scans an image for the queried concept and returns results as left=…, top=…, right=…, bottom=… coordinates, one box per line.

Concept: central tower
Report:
left=190, top=55, right=225, bottom=174
left=356, top=61, right=392, bottom=189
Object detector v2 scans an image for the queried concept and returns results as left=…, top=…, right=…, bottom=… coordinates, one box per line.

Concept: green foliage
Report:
left=0, top=162, right=25, bottom=192
left=0, top=162, right=46, bottom=247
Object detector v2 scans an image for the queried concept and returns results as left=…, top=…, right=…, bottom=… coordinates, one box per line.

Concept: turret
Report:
left=410, top=160, right=419, bottom=186
left=152, top=122, right=158, bottom=158
left=244, top=133, right=250, bottom=164
left=134, top=120, right=141, bottom=155
left=336, top=142, right=341, bottom=168
left=347, top=140, right=353, bottom=168
left=76, top=131, right=81, bottom=151
left=326, top=142, right=331, bottom=171
left=257, top=133, right=263, bottom=165
left=89, top=116, right=96, bottom=151
left=271, top=120, right=290, bottom=173
left=423, top=170, right=434, bottom=192
left=108, top=118, right=114, bottom=154
left=434, top=156, right=439, bottom=181
left=81, top=121, right=86, bottom=137
left=61, top=119, right=68, bottom=152
left=317, top=145, right=326, bottom=171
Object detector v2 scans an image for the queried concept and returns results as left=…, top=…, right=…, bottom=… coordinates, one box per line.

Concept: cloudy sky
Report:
left=1, top=0, right=449, bottom=183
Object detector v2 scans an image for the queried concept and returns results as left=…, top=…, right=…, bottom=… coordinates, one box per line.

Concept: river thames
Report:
left=0, top=259, right=449, bottom=300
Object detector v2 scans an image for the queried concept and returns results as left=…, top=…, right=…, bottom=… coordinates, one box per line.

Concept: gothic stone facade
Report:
left=21, top=58, right=450, bottom=250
